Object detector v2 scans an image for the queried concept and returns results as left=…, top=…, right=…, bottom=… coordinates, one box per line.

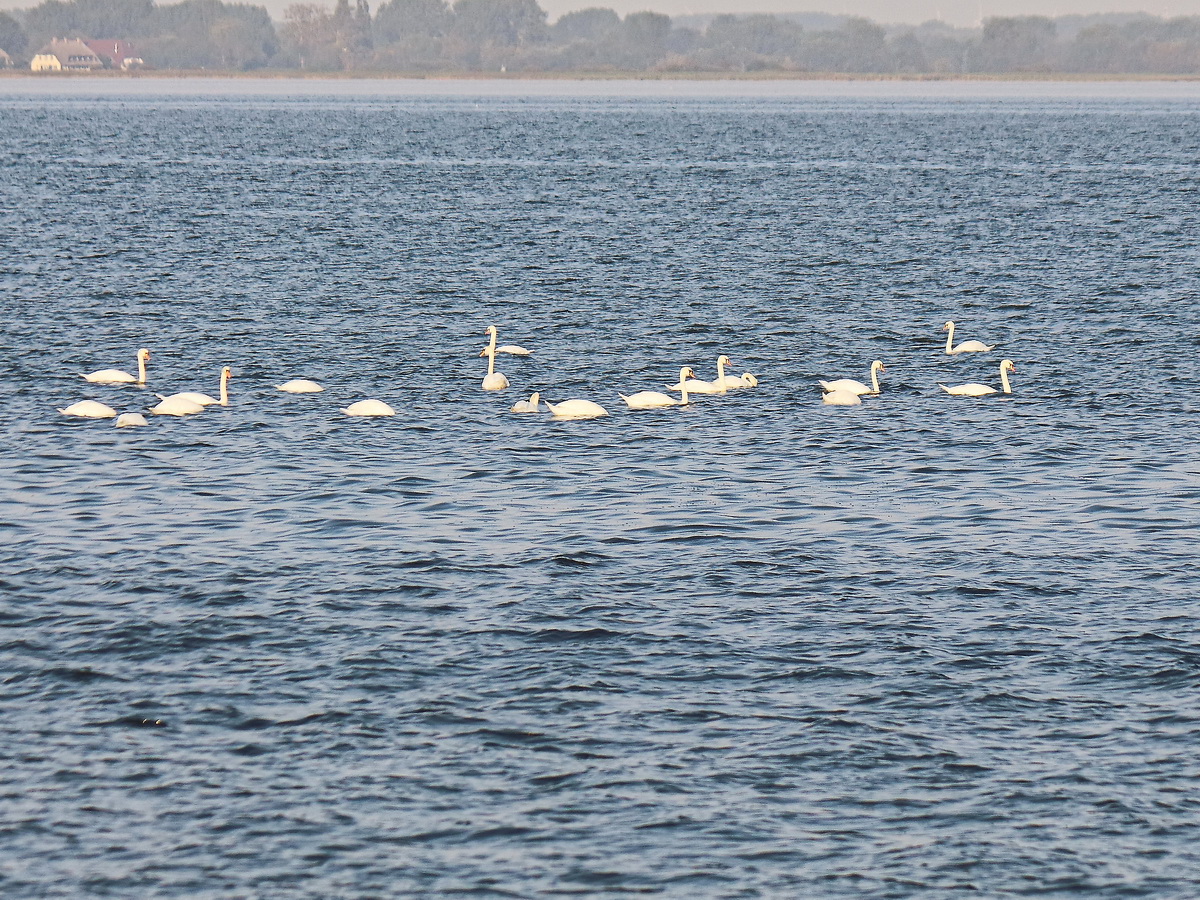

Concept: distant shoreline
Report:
left=2, top=70, right=1199, bottom=83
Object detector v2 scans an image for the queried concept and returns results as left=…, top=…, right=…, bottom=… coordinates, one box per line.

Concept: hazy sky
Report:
left=0, top=0, right=1192, bottom=29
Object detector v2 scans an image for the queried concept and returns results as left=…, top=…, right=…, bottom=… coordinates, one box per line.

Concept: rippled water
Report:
left=2, top=79, right=1200, bottom=898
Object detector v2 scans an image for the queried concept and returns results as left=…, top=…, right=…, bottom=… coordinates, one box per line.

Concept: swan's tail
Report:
left=155, top=393, right=170, bottom=401
left=818, top=380, right=833, bottom=392
left=937, top=384, right=952, bottom=394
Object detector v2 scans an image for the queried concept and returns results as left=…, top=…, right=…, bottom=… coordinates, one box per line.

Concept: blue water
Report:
left=2, top=79, right=1199, bottom=898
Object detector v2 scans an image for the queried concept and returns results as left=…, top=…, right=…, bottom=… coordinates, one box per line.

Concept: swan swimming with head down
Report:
left=80, top=348, right=150, bottom=385
left=939, top=359, right=1017, bottom=397
left=342, top=399, right=396, bottom=416
left=943, top=321, right=994, bottom=355
left=544, top=398, right=609, bottom=420
left=277, top=379, right=324, bottom=393
left=59, top=400, right=118, bottom=418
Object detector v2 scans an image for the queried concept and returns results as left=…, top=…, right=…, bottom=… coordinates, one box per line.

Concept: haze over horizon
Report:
left=0, top=0, right=1193, bottom=28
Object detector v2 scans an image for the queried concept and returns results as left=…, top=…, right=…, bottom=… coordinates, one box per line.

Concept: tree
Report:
left=552, top=7, right=617, bottom=43
left=0, top=11, right=27, bottom=55
left=451, top=0, right=546, bottom=49
left=980, top=16, right=1057, bottom=71
left=373, top=0, right=450, bottom=42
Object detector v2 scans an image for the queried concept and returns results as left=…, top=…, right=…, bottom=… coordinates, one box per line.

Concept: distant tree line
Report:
left=1, top=0, right=1199, bottom=75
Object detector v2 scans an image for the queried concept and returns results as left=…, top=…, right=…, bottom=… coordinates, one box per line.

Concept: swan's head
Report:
left=679, top=366, right=695, bottom=381
left=871, top=360, right=885, bottom=373
left=742, top=372, right=758, bottom=386
left=942, top=321, right=954, bottom=331
left=485, top=325, right=498, bottom=336
left=717, top=355, right=732, bottom=366
left=1001, top=359, right=1016, bottom=373
left=222, top=366, right=232, bottom=377
left=138, top=348, right=151, bottom=362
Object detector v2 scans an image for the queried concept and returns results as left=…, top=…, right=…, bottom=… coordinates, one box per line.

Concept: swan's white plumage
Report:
left=151, top=395, right=204, bottom=416
left=623, top=367, right=695, bottom=409
left=511, top=392, right=541, bottom=413
left=479, top=345, right=531, bottom=357
left=161, top=366, right=231, bottom=407
left=481, top=330, right=510, bottom=391
left=277, top=379, right=324, bottom=393
left=60, top=400, right=117, bottom=418
left=822, top=389, right=862, bottom=406
left=943, top=321, right=994, bottom=355
left=81, top=348, right=150, bottom=385
left=115, top=413, right=148, bottom=427
left=545, top=399, right=609, bottom=419
left=725, top=372, right=758, bottom=388
left=342, top=399, right=396, bottom=417
left=820, top=360, right=884, bottom=396
left=668, top=355, right=733, bottom=394
left=939, top=359, right=1016, bottom=397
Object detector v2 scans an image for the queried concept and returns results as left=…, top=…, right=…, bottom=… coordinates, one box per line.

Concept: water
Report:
left=2, top=78, right=1199, bottom=898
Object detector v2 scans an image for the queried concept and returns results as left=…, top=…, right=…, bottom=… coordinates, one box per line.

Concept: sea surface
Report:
left=1, top=78, right=1199, bottom=898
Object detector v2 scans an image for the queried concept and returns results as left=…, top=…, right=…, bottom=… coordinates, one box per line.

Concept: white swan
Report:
left=277, top=379, right=324, bottom=393
left=544, top=398, right=609, bottom=420
left=342, top=399, right=396, bottom=417
left=622, top=367, right=695, bottom=409
left=151, top=395, right=204, bottom=416
left=668, top=355, right=734, bottom=395
left=822, top=389, right=862, bottom=406
left=480, top=325, right=530, bottom=358
left=160, top=366, right=231, bottom=407
left=511, top=392, right=540, bottom=413
left=725, top=371, right=758, bottom=388
left=481, top=332, right=509, bottom=391
left=940, top=359, right=1016, bottom=397
left=943, top=321, right=994, bottom=355
left=80, top=348, right=150, bottom=385
left=820, top=360, right=884, bottom=396
left=115, top=413, right=148, bottom=427
left=60, top=400, right=117, bottom=418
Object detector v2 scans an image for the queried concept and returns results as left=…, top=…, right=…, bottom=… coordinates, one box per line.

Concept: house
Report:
left=31, top=39, right=105, bottom=71
left=85, top=40, right=144, bottom=70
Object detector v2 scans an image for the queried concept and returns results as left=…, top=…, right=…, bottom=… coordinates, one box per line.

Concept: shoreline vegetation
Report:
left=3, top=69, right=1200, bottom=82
left=2, top=1, right=1200, bottom=78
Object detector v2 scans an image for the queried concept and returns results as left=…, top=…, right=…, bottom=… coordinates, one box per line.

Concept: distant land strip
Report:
left=2, top=1, right=1199, bottom=78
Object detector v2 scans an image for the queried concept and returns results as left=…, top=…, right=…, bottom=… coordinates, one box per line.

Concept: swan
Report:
left=622, top=367, right=695, bottom=409
left=939, top=359, right=1016, bottom=397
left=159, top=366, right=231, bottom=407
left=115, top=413, right=148, bottom=427
left=480, top=325, right=531, bottom=358
left=820, top=360, right=884, bottom=396
left=80, top=348, right=150, bottom=385
left=59, top=400, right=117, bottom=418
left=277, top=379, right=324, bottom=393
left=150, top=394, right=204, bottom=416
left=511, top=392, right=540, bottom=413
left=481, top=333, right=509, bottom=391
left=725, top=372, right=758, bottom=388
left=544, top=398, right=609, bottom=420
left=668, top=355, right=734, bottom=394
left=822, top=389, right=862, bottom=406
left=943, top=321, right=994, bottom=355
left=342, top=399, right=396, bottom=417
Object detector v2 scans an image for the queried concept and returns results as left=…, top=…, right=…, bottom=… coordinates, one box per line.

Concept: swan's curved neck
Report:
left=219, top=370, right=230, bottom=405
left=1000, top=365, right=1011, bottom=393
left=137, top=354, right=147, bottom=383
left=715, top=357, right=727, bottom=388
left=870, top=367, right=880, bottom=393
left=486, top=329, right=497, bottom=355
left=944, top=323, right=954, bottom=353
left=486, top=350, right=495, bottom=376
